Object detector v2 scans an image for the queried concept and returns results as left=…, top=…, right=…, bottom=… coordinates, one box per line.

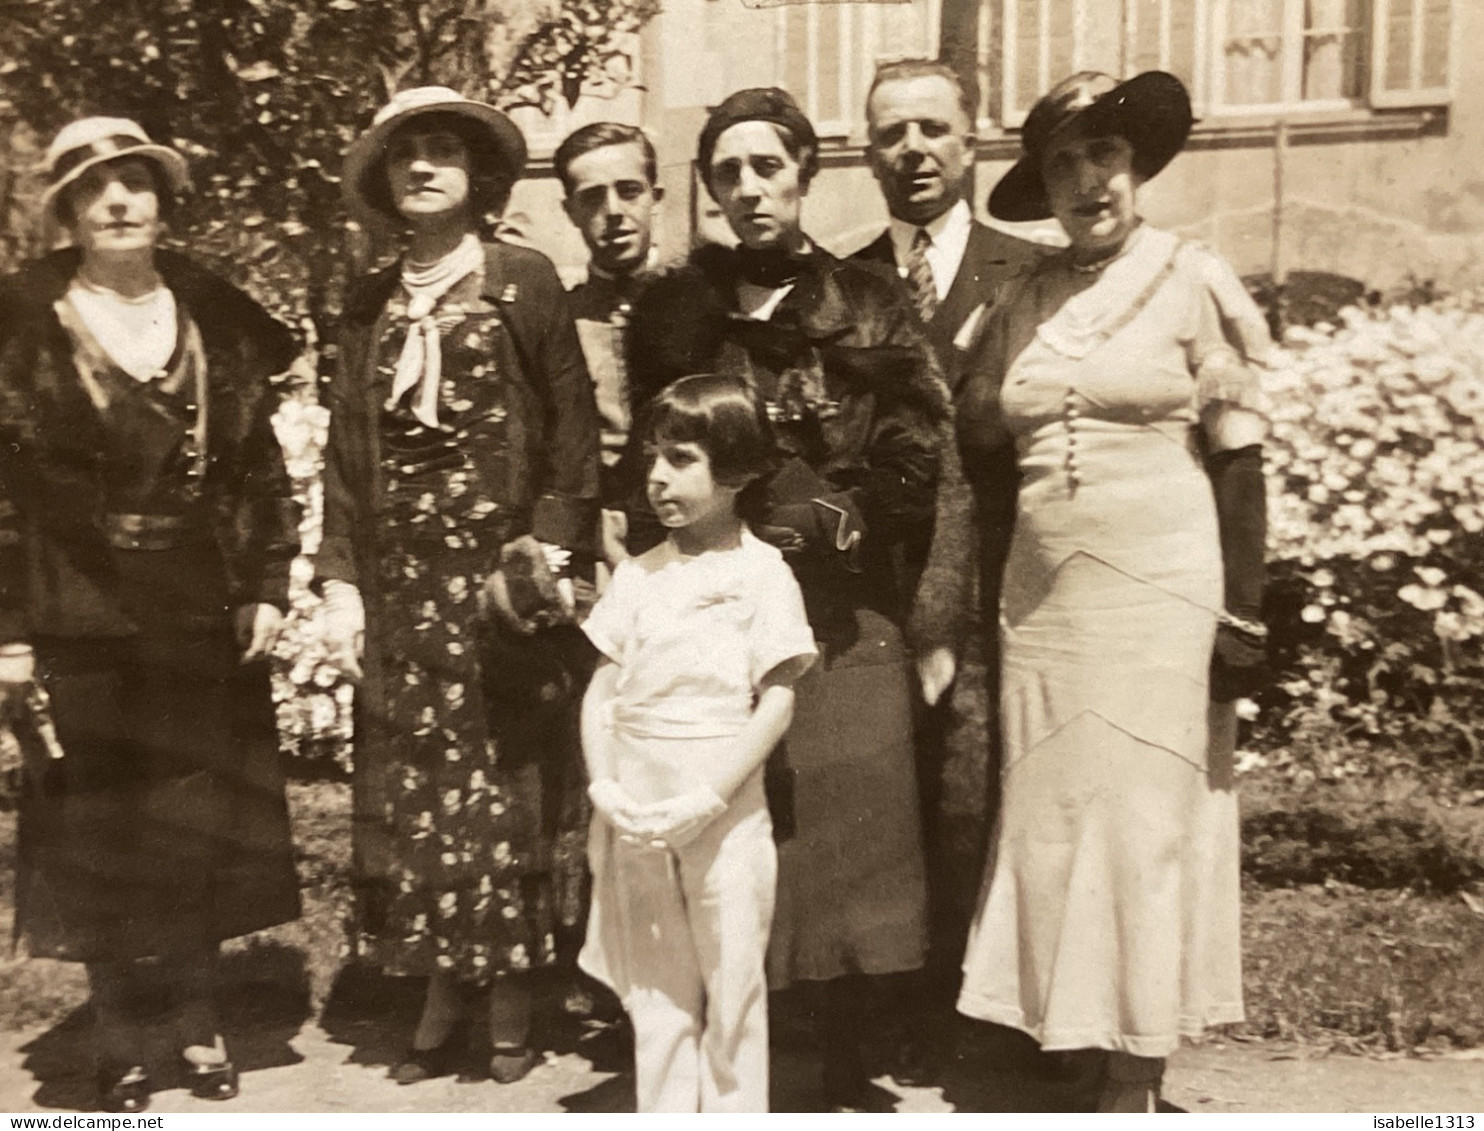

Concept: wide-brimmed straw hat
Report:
left=988, top=70, right=1192, bottom=222
left=342, top=86, right=526, bottom=218
left=40, top=117, right=190, bottom=225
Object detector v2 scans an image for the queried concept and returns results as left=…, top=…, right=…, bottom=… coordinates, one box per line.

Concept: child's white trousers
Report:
left=582, top=775, right=776, bottom=1112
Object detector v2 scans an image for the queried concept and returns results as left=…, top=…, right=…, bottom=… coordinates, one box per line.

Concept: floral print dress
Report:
left=351, top=273, right=557, bottom=981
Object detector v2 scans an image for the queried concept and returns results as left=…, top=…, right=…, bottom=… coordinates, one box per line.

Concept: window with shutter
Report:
left=1204, top=0, right=1450, bottom=114
left=973, top=0, right=1450, bottom=132
left=1369, top=0, right=1452, bottom=107
left=999, top=0, right=1089, bottom=127
left=1209, top=0, right=1366, bottom=112
left=774, top=0, right=940, bottom=140
left=1122, top=0, right=1205, bottom=113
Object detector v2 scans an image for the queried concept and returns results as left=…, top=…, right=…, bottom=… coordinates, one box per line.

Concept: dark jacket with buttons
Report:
left=0, top=248, right=299, bottom=646
left=315, top=239, right=600, bottom=590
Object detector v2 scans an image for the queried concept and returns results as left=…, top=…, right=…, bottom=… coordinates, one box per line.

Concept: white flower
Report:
left=1398, top=584, right=1447, bottom=612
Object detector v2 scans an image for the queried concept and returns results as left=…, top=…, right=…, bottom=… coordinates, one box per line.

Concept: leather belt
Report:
left=102, top=512, right=203, bottom=551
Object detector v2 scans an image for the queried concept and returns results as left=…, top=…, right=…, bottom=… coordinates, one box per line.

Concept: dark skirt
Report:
left=17, top=611, right=301, bottom=963
left=766, top=605, right=929, bottom=989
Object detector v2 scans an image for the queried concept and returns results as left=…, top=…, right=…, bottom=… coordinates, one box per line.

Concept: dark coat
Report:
left=0, top=248, right=299, bottom=646
left=0, top=248, right=303, bottom=962
left=850, top=218, right=1046, bottom=395
left=626, top=242, right=952, bottom=621
left=317, top=240, right=600, bottom=588
left=852, top=219, right=1039, bottom=971
left=627, top=242, right=946, bottom=985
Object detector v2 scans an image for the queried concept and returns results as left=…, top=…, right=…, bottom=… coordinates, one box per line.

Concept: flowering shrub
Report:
left=270, top=383, right=355, bottom=773
left=1254, top=294, right=1484, bottom=784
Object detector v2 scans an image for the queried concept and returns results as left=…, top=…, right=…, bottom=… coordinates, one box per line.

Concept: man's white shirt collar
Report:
left=887, top=198, right=972, bottom=303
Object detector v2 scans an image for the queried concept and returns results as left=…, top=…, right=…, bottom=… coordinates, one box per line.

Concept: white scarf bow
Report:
left=386, top=233, right=485, bottom=428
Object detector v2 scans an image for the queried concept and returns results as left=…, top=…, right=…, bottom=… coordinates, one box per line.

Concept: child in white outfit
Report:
left=579, top=373, right=816, bottom=1112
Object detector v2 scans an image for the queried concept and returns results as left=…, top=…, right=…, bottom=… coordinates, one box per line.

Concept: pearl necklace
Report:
left=1070, top=250, right=1121, bottom=274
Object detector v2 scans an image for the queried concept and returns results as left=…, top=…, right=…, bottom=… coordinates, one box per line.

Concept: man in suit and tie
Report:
left=851, top=59, right=1045, bottom=1017
left=852, top=58, right=1044, bottom=392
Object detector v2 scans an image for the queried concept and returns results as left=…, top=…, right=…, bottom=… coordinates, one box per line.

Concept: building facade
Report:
left=508, top=0, right=1471, bottom=293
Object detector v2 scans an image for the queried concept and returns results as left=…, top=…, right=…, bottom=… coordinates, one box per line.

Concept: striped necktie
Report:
left=905, top=227, right=939, bottom=324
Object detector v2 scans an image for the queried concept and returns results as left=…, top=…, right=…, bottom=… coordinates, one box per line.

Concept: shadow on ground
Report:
left=15, top=942, right=311, bottom=1112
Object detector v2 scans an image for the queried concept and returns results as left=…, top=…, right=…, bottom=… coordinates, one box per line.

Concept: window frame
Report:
left=979, top=0, right=1452, bottom=134
left=1368, top=0, right=1453, bottom=109
left=999, top=0, right=1093, bottom=128
left=1206, top=0, right=1367, bottom=116
left=773, top=0, right=943, bottom=142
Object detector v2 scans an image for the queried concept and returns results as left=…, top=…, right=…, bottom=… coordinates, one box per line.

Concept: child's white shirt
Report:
left=583, top=527, right=817, bottom=744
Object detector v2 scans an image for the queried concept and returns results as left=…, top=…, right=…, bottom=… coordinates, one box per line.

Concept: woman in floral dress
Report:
left=316, top=87, right=600, bottom=1085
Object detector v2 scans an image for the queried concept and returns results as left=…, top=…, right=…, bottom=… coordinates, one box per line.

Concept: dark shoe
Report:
left=391, top=1040, right=460, bottom=1086
left=187, top=1060, right=239, bottom=1102
left=98, top=1065, right=150, bottom=1114
left=488, top=1044, right=540, bottom=1084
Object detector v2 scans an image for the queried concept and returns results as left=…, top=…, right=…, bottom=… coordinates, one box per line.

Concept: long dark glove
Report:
left=1208, top=443, right=1268, bottom=702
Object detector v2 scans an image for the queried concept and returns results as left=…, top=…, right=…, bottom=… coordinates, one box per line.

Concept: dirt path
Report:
left=1, top=1019, right=1479, bottom=1114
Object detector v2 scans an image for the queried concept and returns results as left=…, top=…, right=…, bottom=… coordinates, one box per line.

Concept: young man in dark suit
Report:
left=555, top=122, right=664, bottom=563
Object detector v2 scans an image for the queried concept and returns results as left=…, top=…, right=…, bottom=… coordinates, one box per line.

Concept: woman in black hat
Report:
left=0, top=116, right=303, bottom=1112
left=315, top=87, right=600, bottom=1087
left=625, top=87, right=942, bottom=1110
left=913, top=71, right=1271, bottom=1110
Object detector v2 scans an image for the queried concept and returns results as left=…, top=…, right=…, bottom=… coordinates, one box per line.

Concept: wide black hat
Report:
left=988, top=70, right=1193, bottom=222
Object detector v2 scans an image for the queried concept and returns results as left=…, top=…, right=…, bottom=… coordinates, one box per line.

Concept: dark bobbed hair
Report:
left=699, top=120, right=819, bottom=200
left=867, top=58, right=976, bottom=130
left=361, top=110, right=513, bottom=222
left=646, top=373, right=777, bottom=492
left=554, top=122, right=658, bottom=195
left=55, top=155, right=180, bottom=229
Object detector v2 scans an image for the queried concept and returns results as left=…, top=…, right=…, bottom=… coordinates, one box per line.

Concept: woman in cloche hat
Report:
left=912, top=71, right=1275, bottom=1111
left=313, top=87, right=600, bottom=1087
left=0, top=116, right=304, bottom=1112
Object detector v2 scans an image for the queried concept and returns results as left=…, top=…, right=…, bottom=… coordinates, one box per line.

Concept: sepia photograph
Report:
left=0, top=0, right=1479, bottom=1116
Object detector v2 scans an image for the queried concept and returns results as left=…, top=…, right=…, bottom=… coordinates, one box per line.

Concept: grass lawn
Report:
left=0, top=776, right=1480, bottom=1053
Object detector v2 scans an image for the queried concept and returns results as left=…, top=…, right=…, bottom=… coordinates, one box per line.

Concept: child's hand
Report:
left=632, top=787, right=727, bottom=850
left=587, top=779, right=647, bottom=838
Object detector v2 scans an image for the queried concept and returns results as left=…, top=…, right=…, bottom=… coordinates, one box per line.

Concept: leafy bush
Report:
left=1252, top=293, right=1484, bottom=785
left=0, top=0, right=659, bottom=334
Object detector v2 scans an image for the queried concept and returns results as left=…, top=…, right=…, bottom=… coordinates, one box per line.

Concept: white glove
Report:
left=632, top=787, right=728, bottom=850
left=0, top=645, right=34, bottom=722
left=0, top=644, right=34, bottom=687
left=320, top=579, right=366, bottom=682
left=917, top=646, right=957, bottom=707
left=236, top=603, right=285, bottom=663
left=587, top=779, right=646, bottom=838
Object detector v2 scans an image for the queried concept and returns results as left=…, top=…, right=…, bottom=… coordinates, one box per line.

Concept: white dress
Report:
left=955, top=226, right=1270, bottom=1056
